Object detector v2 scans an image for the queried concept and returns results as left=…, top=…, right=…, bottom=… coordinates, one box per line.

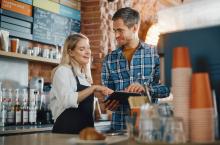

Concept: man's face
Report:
left=113, top=19, right=135, bottom=47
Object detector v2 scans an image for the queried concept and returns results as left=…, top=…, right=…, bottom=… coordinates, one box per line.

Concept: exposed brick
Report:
left=29, top=61, right=55, bottom=82
left=82, top=18, right=100, bottom=24
left=91, top=45, right=101, bottom=50
left=91, top=46, right=102, bottom=51
left=82, top=12, right=100, bottom=18
left=81, top=10, right=100, bottom=14
left=81, top=1, right=100, bottom=7
left=83, top=23, right=100, bottom=29
left=82, top=0, right=100, bottom=2
left=82, top=30, right=101, bottom=35
left=81, top=6, right=98, bottom=11
left=92, top=52, right=104, bottom=58
left=81, top=0, right=102, bottom=85
left=87, top=35, right=101, bottom=41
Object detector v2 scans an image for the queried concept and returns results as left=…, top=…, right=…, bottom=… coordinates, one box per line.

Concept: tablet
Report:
left=104, top=91, right=142, bottom=105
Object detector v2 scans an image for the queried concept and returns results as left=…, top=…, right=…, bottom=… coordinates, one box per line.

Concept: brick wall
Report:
left=24, top=39, right=56, bottom=83
left=81, top=0, right=103, bottom=85
left=29, top=0, right=104, bottom=85
left=80, top=0, right=164, bottom=115
left=81, top=0, right=157, bottom=85
left=29, top=62, right=54, bottom=83
left=29, top=0, right=167, bottom=85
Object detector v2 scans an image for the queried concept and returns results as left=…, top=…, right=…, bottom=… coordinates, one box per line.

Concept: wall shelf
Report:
left=0, top=50, right=60, bottom=65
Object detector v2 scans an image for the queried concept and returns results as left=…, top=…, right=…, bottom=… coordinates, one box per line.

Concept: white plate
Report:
left=98, top=119, right=109, bottom=121
left=67, top=137, right=106, bottom=145
left=67, top=136, right=129, bottom=145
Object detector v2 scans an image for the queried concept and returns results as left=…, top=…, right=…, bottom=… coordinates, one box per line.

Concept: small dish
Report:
left=100, top=114, right=108, bottom=121
left=68, top=137, right=106, bottom=145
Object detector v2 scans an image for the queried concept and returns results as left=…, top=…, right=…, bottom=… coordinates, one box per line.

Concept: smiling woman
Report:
left=68, top=38, right=91, bottom=68
left=49, top=33, right=113, bottom=134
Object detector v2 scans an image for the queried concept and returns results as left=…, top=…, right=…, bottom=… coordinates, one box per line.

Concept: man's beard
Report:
left=116, top=40, right=126, bottom=48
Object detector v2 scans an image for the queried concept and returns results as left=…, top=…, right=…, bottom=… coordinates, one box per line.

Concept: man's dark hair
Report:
left=112, top=7, right=140, bottom=28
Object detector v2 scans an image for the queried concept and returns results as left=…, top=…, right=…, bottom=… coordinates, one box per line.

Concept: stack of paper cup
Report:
left=0, top=30, right=9, bottom=52
left=172, top=47, right=192, bottom=141
left=190, top=73, right=214, bottom=142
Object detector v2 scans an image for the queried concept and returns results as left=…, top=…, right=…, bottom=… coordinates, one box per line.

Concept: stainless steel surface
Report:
left=29, top=76, right=44, bottom=92
left=0, top=124, right=53, bottom=135
left=0, top=121, right=111, bottom=135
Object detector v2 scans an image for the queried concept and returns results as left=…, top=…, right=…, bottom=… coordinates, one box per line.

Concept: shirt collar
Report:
left=116, top=41, right=144, bottom=53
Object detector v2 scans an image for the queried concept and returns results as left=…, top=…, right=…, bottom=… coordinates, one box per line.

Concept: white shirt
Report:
left=49, top=65, right=91, bottom=121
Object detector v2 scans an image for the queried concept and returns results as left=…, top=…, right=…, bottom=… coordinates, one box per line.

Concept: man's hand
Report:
left=124, top=82, right=145, bottom=93
left=104, top=100, right=120, bottom=111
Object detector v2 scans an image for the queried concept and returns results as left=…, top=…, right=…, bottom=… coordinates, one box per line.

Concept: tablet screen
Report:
left=105, top=91, right=142, bottom=105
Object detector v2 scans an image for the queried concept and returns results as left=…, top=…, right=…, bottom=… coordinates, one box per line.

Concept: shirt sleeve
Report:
left=52, top=66, right=79, bottom=109
left=149, top=47, right=170, bottom=98
left=101, top=56, right=115, bottom=90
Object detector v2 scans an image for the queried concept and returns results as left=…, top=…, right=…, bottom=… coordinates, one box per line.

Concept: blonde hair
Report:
left=52, top=33, right=93, bottom=84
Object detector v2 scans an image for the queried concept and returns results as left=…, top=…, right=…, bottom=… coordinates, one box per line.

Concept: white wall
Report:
left=0, top=57, right=28, bottom=88
left=158, top=0, right=220, bottom=34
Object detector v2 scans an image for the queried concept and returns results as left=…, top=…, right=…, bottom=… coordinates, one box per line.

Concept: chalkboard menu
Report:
left=70, top=19, right=80, bottom=33
left=33, top=7, right=80, bottom=45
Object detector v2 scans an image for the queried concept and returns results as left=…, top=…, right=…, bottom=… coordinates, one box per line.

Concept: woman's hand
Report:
left=78, top=85, right=113, bottom=103
left=92, top=85, right=119, bottom=111
left=93, top=85, right=114, bottom=96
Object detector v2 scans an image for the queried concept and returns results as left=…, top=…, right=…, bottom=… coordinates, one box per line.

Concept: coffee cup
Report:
left=11, top=38, right=19, bottom=53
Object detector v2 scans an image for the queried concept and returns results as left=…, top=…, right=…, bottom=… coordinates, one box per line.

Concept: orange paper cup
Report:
left=172, top=47, right=191, bottom=68
left=130, top=108, right=140, bottom=129
left=11, top=39, right=19, bottom=53
left=190, top=73, right=213, bottom=108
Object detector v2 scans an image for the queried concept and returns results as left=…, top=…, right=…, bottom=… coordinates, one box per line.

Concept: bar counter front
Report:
left=1, top=132, right=220, bottom=145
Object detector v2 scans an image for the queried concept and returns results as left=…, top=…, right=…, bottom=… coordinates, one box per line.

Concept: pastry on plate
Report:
left=79, top=127, right=106, bottom=140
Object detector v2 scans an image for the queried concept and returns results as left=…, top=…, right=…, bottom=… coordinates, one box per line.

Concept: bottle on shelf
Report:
left=6, top=89, right=15, bottom=125
left=21, top=89, right=28, bottom=125
left=14, top=89, right=21, bottom=125
left=36, top=97, right=42, bottom=125
left=28, top=90, right=37, bottom=125
left=0, top=82, right=2, bottom=103
left=43, top=82, right=53, bottom=124
left=55, top=45, right=59, bottom=59
left=28, top=105, right=37, bottom=125
left=36, top=79, right=44, bottom=125
left=45, top=105, right=53, bottom=124
left=0, top=82, right=7, bottom=127
left=0, top=104, right=6, bottom=127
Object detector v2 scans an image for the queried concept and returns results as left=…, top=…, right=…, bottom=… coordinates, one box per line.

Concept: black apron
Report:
left=52, top=71, right=94, bottom=134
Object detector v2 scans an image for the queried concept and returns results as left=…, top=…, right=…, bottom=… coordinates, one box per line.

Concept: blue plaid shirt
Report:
left=101, top=42, right=170, bottom=130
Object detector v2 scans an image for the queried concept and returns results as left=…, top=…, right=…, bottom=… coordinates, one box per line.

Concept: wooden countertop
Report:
left=0, top=121, right=111, bottom=135
left=1, top=132, right=220, bottom=145
left=0, top=132, right=128, bottom=145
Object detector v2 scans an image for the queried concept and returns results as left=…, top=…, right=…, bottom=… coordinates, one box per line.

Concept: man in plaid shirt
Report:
left=101, top=7, right=170, bottom=131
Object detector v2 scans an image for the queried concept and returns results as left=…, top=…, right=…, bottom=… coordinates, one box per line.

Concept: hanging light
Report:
left=145, top=23, right=160, bottom=46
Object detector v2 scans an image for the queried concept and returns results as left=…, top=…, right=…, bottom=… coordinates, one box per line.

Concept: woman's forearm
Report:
left=77, top=85, right=96, bottom=103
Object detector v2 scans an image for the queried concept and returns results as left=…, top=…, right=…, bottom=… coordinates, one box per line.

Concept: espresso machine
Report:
left=29, top=77, right=44, bottom=93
